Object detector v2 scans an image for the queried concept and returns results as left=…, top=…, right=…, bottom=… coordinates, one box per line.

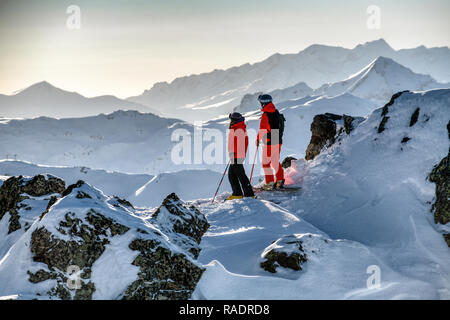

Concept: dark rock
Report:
left=343, top=114, right=355, bottom=134
left=429, top=153, right=450, bottom=226
left=305, top=114, right=337, bottom=160
left=260, top=236, right=307, bottom=273
left=378, top=116, right=389, bottom=133
left=381, top=90, right=409, bottom=117
left=76, top=191, right=92, bottom=199
left=152, top=193, right=209, bottom=257
left=378, top=91, right=409, bottom=133
left=122, top=238, right=205, bottom=300
left=62, top=180, right=85, bottom=197
left=444, top=233, right=450, bottom=247
left=410, top=107, right=420, bottom=127
left=110, top=196, right=135, bottom=209
left=29, top=208, right=130, bottom=299
left=281, top=156, right=297, bottom=169
left=401, top=137, right=411, bottom=144
left=0, top=175, right=65, bottom=234
left=21, top=175, right=65, bottom=197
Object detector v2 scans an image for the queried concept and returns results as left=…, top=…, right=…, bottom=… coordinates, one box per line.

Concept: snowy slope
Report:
left=130, top=169, right=232, bottom=208
left=316, top=57, right=448, bottom=104
left=0, top=93, right=375, bottom=175
left=0, top=81, right=159, bottom=119
left=207, top=93, right=377, bottom=163
left=0, top=160, right=152, bottom=200
left=0, top=110, right=195, bottom=174
left=191, top=89, right=450, bottom=300
left=128, top=39, right=450, bottom=122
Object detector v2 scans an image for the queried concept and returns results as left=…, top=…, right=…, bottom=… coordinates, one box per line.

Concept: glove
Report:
left=229, top=152, right=235, bottom=159
left=256, top=139, right=260, bottom=147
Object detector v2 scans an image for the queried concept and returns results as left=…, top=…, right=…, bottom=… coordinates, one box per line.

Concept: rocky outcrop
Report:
left=378, top=90, right=409, bottom=133
left=281, top=156, right=298, bottom=169
left=305, top=113, right=363, bottom=160
left=429, top=122, right=450, bottom=247
left=152, top=193, right=209, bottom=258
left=260, top=235, right=308, bottom=273
left=123, top=239, right=205, bottom=300
left=305, top=114, right=337, bottom=161
left=123, top=193, right=209, bottom=300
left=0, top=175, right=65, bottom=234
left=0, top=176, right=209, bottom=300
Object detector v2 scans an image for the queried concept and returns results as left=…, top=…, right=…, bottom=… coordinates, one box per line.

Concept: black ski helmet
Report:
left=257, top=94, right=272, bottom=105
left=229, top=112, right=245, bottom=125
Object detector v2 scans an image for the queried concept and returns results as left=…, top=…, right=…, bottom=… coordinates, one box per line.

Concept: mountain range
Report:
left=0, top=81, right=159, bottom=119
left=128, top=39, right=450, bottom=121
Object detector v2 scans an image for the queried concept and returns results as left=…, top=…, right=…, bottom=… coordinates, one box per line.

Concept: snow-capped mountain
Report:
left=234, top=57, right=449, bottom=114
left=0, top=81, right=159, bottom=119
left=128, top=39, right=450, bottom=122
left=316, top=56, right=448, bottom=104
left=0, top=93, right=376, bottom=175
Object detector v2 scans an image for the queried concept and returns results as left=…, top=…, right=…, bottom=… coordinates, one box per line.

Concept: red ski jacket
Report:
left=257, top=102, right=281, bottom=145
left=228, top=121, right=249, bottom=159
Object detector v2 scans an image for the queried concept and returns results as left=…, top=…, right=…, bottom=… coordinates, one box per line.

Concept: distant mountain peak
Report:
left=17, top=81, right=65, bottom=95
left=356, top=38, right=392, bottom=51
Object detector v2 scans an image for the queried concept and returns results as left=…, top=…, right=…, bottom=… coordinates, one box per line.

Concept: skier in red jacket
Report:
left=227, top=112, right=255, bottom=199
left=256, top=94, right=285, bottom=190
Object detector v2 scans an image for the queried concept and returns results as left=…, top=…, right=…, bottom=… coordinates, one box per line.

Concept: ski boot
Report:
left=275, top=179, right=285, bottom=189
left=261, top=182, right=275, bottom=191
left=226, top=195, right=244, bottom=201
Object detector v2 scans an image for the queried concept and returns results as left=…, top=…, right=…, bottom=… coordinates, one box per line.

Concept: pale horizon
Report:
left=1, top=0, right=449, bottom=99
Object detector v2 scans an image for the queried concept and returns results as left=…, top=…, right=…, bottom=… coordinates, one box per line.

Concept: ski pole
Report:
left=212, top=159, right=231, bottom=203
left=249, top=144, right=259, bottom=184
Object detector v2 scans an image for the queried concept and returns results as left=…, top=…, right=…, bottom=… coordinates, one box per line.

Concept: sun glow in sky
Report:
left=0, top=0, right=449, bottom=98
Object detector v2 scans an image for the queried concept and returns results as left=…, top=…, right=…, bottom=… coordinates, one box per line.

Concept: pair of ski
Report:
left=252, top=186, right=301, bottom=194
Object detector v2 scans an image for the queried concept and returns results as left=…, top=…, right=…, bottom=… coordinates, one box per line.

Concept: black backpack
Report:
left=278, top=112, right=286, bottom=141
left=266, top=109, right=286, bottom=144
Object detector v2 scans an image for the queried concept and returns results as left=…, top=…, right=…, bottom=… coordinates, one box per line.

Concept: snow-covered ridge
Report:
left=0, top=175, right=209, bottom=300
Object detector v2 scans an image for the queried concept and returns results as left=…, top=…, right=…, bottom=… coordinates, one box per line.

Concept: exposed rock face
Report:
left=429, top=122, right=450, bottom=247
left=123, top=193, right=209, bottom=300
left=123, top=239, right=205, bottom=300
left=281, top=156, right=298, bottom=169
left=305, top=114, right=337, bottom=161
left=29, top=214, right=129, bottom=299
left=152, top=193, right=210, bottom=258
left=305, top=113, right=363, bottom=160
left=260, top=235, right=308, bottom=273
left=0, top=176, right=209, bottom=300
left=378, top=90, right=409, bottom=133
left=0, top=175, right=65, bottom=234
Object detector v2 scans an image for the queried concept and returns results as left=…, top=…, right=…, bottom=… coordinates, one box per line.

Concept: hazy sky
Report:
left=0, top=0, right=449, bottom=98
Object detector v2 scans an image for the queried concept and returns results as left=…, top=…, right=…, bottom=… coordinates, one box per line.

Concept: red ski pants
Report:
left=262, top=144, right=284, bottom=184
